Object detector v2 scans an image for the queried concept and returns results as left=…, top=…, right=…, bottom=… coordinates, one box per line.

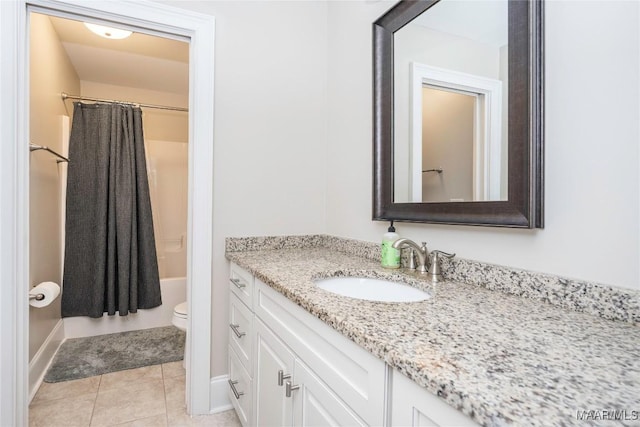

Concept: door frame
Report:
left=0, top=1, right=215, bottom=424
left=410, top=62, right=503, bottom=202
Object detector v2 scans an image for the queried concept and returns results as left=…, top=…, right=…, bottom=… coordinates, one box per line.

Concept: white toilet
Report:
left=172, top=301, right=188, bottom=331
left=172, top=302, right=188, bottom=367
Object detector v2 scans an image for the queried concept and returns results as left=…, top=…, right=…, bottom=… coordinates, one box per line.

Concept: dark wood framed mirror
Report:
left=373, top=0, right=544, bottom=228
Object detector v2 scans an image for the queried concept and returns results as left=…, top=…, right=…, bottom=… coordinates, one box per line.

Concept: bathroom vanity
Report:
left=226, top=235, right=640, bottom=426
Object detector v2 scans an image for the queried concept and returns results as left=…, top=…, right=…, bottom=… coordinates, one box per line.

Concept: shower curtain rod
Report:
left=61, top=92, right=189, bottom=112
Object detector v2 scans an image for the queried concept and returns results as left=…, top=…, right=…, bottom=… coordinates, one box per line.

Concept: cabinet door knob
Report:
left=285, top=380, right=300, bottom=398
left=277, top=369, right=291, bottom=386
left=228, top=379, right=244, bottom=399
left=229, top=323, right=246, bottom=338
left=230, top=277, right=246, bottom=289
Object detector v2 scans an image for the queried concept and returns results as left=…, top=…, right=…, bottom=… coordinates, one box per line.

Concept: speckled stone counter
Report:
left=226, top=237, right=640, bottom=427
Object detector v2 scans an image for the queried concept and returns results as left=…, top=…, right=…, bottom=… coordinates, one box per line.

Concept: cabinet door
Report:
left=392, top=369, right=477, bottom=427
left=255, top=318, right=295, bottom=427
left=292, top=360, right=366, bottom=427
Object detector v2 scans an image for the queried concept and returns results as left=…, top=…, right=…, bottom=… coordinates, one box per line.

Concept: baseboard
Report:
left=29, top=320, right=65, bottom=402
left=210, top=374, right=233, bottom=414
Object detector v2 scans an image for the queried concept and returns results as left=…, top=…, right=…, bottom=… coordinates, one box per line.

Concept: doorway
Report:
left=421, top=85, right=476, bottom=202
left=410, top=62, right=504, bottom=202
left=0, top=1, right=215, bottom=424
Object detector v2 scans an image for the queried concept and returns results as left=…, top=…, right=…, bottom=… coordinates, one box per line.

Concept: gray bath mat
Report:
left=44, top=326, right=185, bottom=383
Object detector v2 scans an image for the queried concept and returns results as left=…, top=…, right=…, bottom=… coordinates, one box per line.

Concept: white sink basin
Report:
left=314, top=277, right=430, bottom=303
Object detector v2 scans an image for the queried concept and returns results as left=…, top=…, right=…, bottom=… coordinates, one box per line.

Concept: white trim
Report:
left=0, top=1, right=29, bottom=425
left=1, top=0, right=215, bottom=419
left=410, top=63, right=503, bottom=202
left=28, top=320, right=65, bottom=403
left=210, top=374, right=233, bottom=414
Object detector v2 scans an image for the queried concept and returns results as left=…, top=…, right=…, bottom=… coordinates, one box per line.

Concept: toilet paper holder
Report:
left=29, top=293, right=45, bottom=301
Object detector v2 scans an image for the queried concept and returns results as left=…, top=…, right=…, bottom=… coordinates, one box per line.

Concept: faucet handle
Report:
left=431, top=250, right=455, bottom=259
left=428, top=250, right=455, bottom=282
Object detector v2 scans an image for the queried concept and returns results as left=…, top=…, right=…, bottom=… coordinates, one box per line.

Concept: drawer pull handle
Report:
left=229, top=323, right=246, bottom=338
left=228, top=379, right=244, bottom=399
left=277, top=369, right=291, bottom=386
left=230, top=278, right=246, bottom=289
left=285, top=380, right=300, bottom=398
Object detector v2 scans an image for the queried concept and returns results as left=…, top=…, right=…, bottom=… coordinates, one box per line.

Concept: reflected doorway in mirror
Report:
left=408, top=63, right=505, bottom=203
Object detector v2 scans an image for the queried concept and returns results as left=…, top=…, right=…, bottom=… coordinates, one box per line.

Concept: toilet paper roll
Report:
left=29, top=281, right=60, bottom=308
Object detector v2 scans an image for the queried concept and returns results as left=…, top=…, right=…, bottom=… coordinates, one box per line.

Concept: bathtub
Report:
left=63, top=277, right=186, bottom=339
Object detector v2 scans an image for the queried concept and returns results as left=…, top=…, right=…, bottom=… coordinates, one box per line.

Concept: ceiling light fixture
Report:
left=84, top=23, right=132, bottom=40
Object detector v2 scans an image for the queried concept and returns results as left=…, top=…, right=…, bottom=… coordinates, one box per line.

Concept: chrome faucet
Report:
left=392, top=238, right=429, bottom=273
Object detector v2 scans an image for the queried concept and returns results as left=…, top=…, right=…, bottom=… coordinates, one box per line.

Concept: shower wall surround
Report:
left=225, top=234, right=640, bottom=324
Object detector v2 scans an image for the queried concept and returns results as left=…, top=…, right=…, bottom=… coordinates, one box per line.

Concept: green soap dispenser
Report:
left=381, top=221, right=400, bottom=268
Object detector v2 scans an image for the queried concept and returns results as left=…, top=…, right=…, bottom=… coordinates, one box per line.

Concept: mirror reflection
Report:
left=393, top=0, right=508, bottom=203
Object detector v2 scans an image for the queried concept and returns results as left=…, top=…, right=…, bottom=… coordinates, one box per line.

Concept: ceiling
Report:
left=48, top=15, right=189, bottom=95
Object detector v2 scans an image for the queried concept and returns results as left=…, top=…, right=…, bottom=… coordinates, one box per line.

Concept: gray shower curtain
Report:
left=62, top=102, right=162, bottom=318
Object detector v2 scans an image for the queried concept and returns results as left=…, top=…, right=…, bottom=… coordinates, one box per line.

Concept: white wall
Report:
left=29, top=13, right=80, bottom=361
left=79, top=81, right=189, bottom=142
left=161, top=0, right=329, bottom=377
left=327, top=0, right=640, bottom=291
left=156, top=0, right=639, bottom=381
left=327, top=0, right=395, bottom=237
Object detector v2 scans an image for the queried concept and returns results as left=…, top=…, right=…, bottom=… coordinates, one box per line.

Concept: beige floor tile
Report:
left=209, top=410, right=241, bottom=427
left=29, top=394, right=96, bottom=427
left=32, top=376, right=101, bottom=403
left=162, top=361, right=185, bottom=379
left=114, top=413, right=168, bottom=427
left=167, top=409, right=241, bottom=427
left=90, top=378, right=166, bottom=426
left=164, top=376, right=186, bottom=413
left=100, top=365, right=163, bottom=391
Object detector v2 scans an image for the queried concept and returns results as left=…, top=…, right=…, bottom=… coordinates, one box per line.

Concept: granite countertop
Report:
left=225, top=245, right=640, bottom=427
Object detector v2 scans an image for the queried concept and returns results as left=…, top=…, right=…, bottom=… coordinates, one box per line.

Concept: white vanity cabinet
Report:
left=254, top=317, right=366, bottom=426
left=254, top=277, right=386, bottom=426
left=253, top=278, right=382, bottom=426
left=391, top=368, right=477, bottom=427
left=291, top=358, right=367, bottom=426
left=227, top=263, right=255, bottom=426
left=228, top=262, right=478, bottom=427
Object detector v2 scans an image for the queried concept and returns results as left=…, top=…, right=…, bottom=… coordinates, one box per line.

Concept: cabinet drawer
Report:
left=230, top=262, right=253, bottom=309
left=228, top=346, right=253, bottom=427
left=254, top=279, right=386, bottom=426
left=229, top=292, right=253, bottom=375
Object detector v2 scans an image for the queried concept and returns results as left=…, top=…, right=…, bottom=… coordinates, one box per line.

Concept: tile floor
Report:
left=29, top=362, right=241, bottom=427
